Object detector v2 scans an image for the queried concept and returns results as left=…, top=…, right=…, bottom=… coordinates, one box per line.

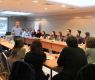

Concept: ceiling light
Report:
left=32, top=0, right=38, bottom=3
left=0, top=0, right=2, bottom=3
left=48, top=0, right=95, bottom=7
left=44, top=8, right=48, bottom=10
left=1, top=11, right=32, bottom=16
left=0, top=17, right=7, bottom=20
left=61, top=5, right=66, bottom=8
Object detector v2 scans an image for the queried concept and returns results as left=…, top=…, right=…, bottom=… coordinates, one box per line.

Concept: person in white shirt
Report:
left=11, top=21, right=22, bottom=37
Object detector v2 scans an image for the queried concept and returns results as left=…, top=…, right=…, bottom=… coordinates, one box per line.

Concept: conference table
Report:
left=0, top=38, right=30, bottom=53
left=23, top=37, right=67, bottom=52
left=23, top=37, right=85, bottom=52
left=0, top=37, right=85, bottom=79
left=0, top=38, right=62, bottom=79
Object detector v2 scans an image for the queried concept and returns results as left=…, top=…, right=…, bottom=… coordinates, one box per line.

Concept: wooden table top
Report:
left=0, top=38, right=61, bottom=71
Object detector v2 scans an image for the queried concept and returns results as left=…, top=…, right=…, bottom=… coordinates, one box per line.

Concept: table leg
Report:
left=50, top=69, right=52, bottom=80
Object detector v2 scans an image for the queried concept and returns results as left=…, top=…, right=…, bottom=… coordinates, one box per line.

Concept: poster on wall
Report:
left=34, top=21, right=40, bottom=32
left=0, top=17, right=8, bottom=36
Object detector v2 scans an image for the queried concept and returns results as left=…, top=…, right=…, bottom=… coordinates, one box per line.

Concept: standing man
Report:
left=11, top=21, right=22, bottom=38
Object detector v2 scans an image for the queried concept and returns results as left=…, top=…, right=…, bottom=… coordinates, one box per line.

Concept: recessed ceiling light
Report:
left=48, top=0, right=95, bottom=7
left=61, top=5, right=66, bottom=8
left=44, top=8, right=48, bottom=10
left=32, top=0, right=39, bottom=3
left=1, top=11, right=32, bottom=16
left=0, top=0, right=2, bottom=3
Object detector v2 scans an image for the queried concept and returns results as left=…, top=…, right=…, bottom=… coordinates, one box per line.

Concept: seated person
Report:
left=35, top=30, right=41, bottom=38
left=8, top=38, right=26, bottom=63
left=21, top=29, right=31, bottom=37
left=31, top=29, right=36, bottom=37
left=85, top=37, right=95, bottom=64
left=24, top=39, right=48, bottom=80
left=40, top=31, right=46, bottom=39
left=83, top=32, right=90, bottom=43
left=57, top=32, right=64, bottom=41
left=46, top=34, right=51, bottom=40
left=52, top=36, right=87, bottom=80
left=64, top=29, right=72, bottom=41
left=50, top=31, right=57, bottom=40
left=76, top=30, right=83, bottom=44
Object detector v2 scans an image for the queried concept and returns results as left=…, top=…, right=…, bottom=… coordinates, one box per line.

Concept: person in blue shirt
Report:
left=11, top=21, right=22, bottom=37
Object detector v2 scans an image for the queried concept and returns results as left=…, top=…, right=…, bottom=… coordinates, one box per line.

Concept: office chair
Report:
left=75, top=64, right=95, bottom=80
left=9, top=61, right=35, bottom=80
left=0, top=52, right=10, bottom=79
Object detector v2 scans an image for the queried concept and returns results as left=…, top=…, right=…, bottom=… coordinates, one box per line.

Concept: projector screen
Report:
left=0, top=17, right=8, bottom=36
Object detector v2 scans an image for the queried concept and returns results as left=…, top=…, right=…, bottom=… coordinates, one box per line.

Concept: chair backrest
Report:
left=9, top=61, right=35, bottom=80
left=75, top=64, right=95, bottom=80
left=5, top=32, right=11, bottom=35
left=0, top=52, right=10, bottom=73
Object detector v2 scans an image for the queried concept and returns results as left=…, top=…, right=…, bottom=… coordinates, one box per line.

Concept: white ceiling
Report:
left=0, top=0, right=95, bottom=16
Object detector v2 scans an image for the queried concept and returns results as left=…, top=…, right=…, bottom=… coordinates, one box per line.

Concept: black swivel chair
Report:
left=9, top=61, right=35, bottom=80
left=75, top=64, right=95, bottom=80
left=0, top=52, right=10, bottom=74
left=0, top=52, right=10, bottom=79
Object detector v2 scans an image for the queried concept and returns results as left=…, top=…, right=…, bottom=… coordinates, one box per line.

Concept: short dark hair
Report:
left=30, top=39, right=44, bottom=54
left=14, top=38, right=24, bottom=49
left=77, top=30, right=81, bottom=35
left=58, top=32, right=62, bottom=36
left=85, top=32, right=90, bottom=36
left=86, top=37, right=95, bottom=48
left=67, top=29, right=71, bottom=33
left=52, top=31, right=56, bottom=35
left=66, top=36, right=78, bottom=47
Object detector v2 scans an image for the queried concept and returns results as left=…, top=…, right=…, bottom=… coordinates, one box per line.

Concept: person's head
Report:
left=22, top=29, right=25, bottom=32
left=25, top=29, right=29, bottom=32
left=86, top=37, right=95, bottom=48
left=41, top=31, right=46, bottom=35
left=58, top=32, right=62, bottom=37
left=66, top=29, right=71, bottom=36
left=32, top=29, right=35, bottom=32
left=85, top=32, right=90, bottom=37
left=66, top=36, right=78, bottom=47
left=15, top=21, right=20, bottom=28
left=52, top=31, right=56, bottom=36
left=30, top=39, right=43, bottom=54
left=14, top=38, right=24, bottom=49
left=9, top=61, right=35, bottom=80
left=37, top=29, right=41, bottom=33
left=76, top=30, right=81, bottom=36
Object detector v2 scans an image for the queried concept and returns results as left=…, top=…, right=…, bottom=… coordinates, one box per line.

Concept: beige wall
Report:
left=27, top=12, right=95, bottom=37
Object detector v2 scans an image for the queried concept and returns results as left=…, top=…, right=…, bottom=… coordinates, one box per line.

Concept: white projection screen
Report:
left=0, top=17, right=8, bottom=36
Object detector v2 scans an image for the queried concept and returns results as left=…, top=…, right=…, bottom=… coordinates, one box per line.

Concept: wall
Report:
left=27, top=12, right=95, bottom=37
